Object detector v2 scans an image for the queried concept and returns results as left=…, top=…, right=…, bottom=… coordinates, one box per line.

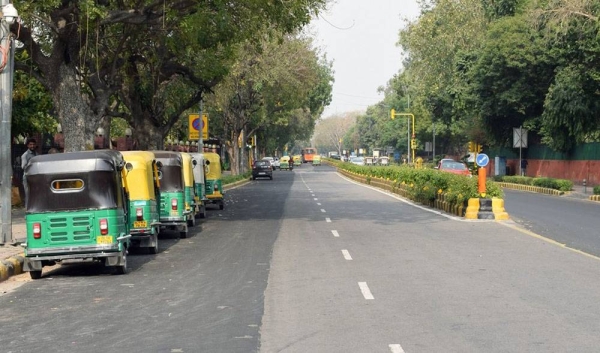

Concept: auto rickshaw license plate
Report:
left=97, top=236, right=113, bottom=244
left=134, top=221, right=147, bottom=228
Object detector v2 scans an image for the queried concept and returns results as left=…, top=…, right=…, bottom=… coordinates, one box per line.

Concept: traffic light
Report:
left=247, top=137, right=254, bottom=147
left=476, top=143, right=482, bottom=153
left=410, top=138, right=417, bottom=150
left=390, top=108, right=396, bottom=120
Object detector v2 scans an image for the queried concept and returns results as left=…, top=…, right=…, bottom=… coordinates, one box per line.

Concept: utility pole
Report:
left=0, top=2, right=18, bottom=245
left=198, top=99, right=203, bottom=153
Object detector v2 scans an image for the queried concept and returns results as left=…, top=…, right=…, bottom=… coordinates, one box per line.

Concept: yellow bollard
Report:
left=491, top=198, right=510, bottom=220
left=465, top=198, right=480, bottom=219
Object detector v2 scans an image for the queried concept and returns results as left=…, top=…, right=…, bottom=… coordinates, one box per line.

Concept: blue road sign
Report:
left=476, top=153, right=489, bottom=167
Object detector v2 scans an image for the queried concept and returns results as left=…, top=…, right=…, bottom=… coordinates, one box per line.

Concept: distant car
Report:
left=330, top=154, right=341, bottom=160
left=350, top=156, right=365, bottom=166
left=252, top=160, right=273, bottom=180
left=436, top=159, right=471, bottom=176
left=262, top=156, right=279, bottom=169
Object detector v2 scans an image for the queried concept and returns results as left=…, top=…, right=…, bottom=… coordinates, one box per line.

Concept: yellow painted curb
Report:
left=0, top=262, right=8, bottom=282
left=590, top=195, right=600, bottom=202
left=492, top=198, right=510, bottom=220
left=6, top=257, right=22, bottom=275
left=465, top=198, right=479, bottom=219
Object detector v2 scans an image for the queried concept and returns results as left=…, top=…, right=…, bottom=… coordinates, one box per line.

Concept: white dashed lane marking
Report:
left=358, top=282, right=374, bottom=300
left=389, top=344, right=406, bottom=353
left=326, top=218, right=331, bottom=223
left=331, top=230, right=340, bottom=237
left=342, top=249, right=352, bottom=260
left=321, top=209, right=326, bottom=213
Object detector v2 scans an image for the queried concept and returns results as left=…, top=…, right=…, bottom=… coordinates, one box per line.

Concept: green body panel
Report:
left=185, top=186, right=195, bottom=208
left=205, top=179, right=223, bottom=200
left=194, top=183, right=206, bottom=200
left=129, top=199, right=159, bottom=234
left=160, top=191, right=186, bottom=221
left=25, top=208, right=128, bottom=256
left=280, top=161, right=290, bottom=169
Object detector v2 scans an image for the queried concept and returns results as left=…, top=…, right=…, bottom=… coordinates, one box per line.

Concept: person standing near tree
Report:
left=21, top=138, right=37, bottom=207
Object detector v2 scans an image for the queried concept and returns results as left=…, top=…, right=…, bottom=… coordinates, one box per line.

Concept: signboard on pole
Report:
left=189, top=114, right=208, bottom=140
left=513, top=127, right=528, bottom=148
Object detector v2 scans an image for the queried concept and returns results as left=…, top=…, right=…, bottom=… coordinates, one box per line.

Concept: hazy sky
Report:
left=309, top=0, right=421, bottom=117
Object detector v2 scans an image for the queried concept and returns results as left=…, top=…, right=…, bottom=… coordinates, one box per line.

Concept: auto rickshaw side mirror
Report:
left=156, top=161, right=163, bottom=170
left=125, top=162, right=133, bottom=172
left=192, top=159, right=198, bottom=167
left=204, top=160, right=210, bottom=165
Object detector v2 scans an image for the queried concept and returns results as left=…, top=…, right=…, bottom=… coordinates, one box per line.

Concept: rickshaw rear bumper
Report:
left=24, top=247, right=123, bottom=271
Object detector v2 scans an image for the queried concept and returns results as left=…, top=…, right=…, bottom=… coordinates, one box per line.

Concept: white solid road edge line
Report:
left=389, top=344, right=406, bottom=353
left=358, top=282, right=374, bottom=300
left=331, top=230, right=340, bottom=237
left=341, top=249, right=352, bottom=260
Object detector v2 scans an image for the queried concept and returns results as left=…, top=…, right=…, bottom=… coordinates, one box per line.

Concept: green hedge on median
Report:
left=494, top=175, right=573, bottom=192
left=327, top=159, right=503, bottom=205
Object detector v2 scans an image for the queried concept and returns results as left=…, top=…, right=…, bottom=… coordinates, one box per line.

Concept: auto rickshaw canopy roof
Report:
left=121, top=151, right=159, bottom=201
left=181, top=153, right=195, bottom=188
left=203, top=152, right=221, bottom=180
left=188, top=153, right=206, bottom=185
left=152, top=151, right=184, bottom=191
left=25, top=150, right=125, bottom=175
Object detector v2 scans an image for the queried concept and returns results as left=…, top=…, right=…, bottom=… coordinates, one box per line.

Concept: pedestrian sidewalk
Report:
left=0, top=207, right=26, bottom=261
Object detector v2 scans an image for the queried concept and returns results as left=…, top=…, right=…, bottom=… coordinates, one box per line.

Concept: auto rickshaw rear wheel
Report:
left=149, top=234, right=158, bottom=255
left=114, top=250, right=128, bottom=275
left=29, top=270, right=42, bottom=280
left=219, top=201, right=224, bottom=210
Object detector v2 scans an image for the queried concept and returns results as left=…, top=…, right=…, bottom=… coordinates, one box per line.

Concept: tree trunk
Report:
left=54, top=64, right=101, bottom=152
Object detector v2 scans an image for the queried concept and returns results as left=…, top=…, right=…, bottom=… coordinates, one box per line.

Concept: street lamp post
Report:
left=390, top=109, right=416, bottom=164
left=0, top=2, right=18, bottom=244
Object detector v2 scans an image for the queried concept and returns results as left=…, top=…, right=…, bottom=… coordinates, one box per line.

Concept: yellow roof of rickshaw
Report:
left=280, top=156, right=290, bottom=161
left=121, top=151, right=158, bottom=200
left=204, top=152, right=222, bottom=180
left=180, top=153, right=195, bottom=187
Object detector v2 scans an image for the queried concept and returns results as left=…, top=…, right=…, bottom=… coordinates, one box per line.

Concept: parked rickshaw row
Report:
left=21, top=150, right=225, bottom=279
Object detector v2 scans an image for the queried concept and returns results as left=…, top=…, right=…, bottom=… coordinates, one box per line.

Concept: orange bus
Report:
left=301, top=147, right=317, bottom=163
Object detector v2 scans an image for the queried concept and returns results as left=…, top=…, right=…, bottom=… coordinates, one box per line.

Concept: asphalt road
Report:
left=503, top=189, right=600, bottom=256
left=4, top=165, right=600, bottom=352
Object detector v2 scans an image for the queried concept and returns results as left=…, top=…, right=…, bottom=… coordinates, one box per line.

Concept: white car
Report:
left=262, top=157, right=280, bottom=169
left=350, top=156, right=365, bottom=166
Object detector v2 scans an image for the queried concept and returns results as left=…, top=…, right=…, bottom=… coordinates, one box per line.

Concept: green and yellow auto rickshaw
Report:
left=312, top=154, right=322, bottom=166
left=204, top=152, right=225, bottom=210
left=153, top=151, right=192, bottom=238
left=293, top=154, right=302, bottom=167
left=280, top=155, right=292, bottom=170
left=121, top=151, right=161, bottom=254
left=181, top=152, right=198, bottom=226
left=22, top=150, right=131, bottom=279
left=189, top=152, right=207, bottom=218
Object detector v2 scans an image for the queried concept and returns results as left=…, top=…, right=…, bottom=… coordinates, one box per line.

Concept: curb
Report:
left=496, top=182, right=564, bottom=195
left=223, top=177, right=251, bottom=191
left=590, top=195, right=600, bottom=202
left=0, top=254, right=24, bottom=283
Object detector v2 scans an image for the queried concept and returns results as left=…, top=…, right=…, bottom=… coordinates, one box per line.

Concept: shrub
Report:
left=594, top=185, right=600, bottom=195
left=222, top=171, right=251, bottom=185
